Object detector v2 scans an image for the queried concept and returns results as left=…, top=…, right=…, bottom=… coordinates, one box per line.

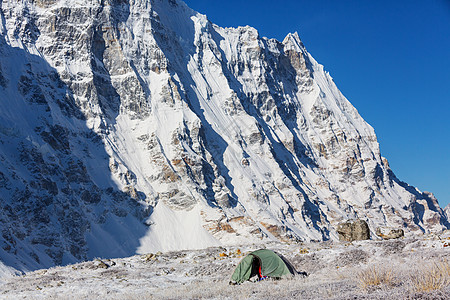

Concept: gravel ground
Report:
left=0, top=231, right=449, bottom=299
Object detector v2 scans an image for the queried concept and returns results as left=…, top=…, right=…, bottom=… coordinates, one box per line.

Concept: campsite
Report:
left=0, top=231, right=448, bottom=299
left=230, top=249, right=298, bottom=284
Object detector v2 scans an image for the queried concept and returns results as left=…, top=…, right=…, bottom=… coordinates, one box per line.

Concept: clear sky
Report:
left=184, top=0, right=450, bottom=208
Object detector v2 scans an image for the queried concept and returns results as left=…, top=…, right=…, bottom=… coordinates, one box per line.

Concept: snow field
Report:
left=0, top=231, right=449, bottom=299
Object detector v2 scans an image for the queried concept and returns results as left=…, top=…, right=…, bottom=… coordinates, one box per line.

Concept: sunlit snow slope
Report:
left=0, top=0, right=448, bottom=273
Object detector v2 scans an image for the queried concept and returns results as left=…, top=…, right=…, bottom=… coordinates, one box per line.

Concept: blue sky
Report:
left=184, top=0, right=450, bottom=208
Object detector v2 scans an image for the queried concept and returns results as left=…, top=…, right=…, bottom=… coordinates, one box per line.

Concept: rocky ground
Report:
left=0, top=231, right=449, bottom=299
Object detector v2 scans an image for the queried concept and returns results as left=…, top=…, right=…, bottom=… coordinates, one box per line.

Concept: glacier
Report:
left=0, top=0, right=448, bottom=274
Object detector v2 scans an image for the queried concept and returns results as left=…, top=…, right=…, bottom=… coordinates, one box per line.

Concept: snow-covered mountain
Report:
left=0, top=0, right=448, bottom=273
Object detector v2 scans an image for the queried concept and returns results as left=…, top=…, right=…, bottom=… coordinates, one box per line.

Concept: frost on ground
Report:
left=0, top=232, right=449, bottom=300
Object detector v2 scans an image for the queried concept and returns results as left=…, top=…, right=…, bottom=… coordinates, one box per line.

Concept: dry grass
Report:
left=356, top=265, right=395, bottom=290
left=2, top=235, right=450, bottom=299
left=410, top=260, right=450, bottom=293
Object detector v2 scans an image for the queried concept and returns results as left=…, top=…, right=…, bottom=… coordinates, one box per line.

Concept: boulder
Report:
left=336, top=219, right=370, bottom=242
left=375, top=227, right=404, bottom=240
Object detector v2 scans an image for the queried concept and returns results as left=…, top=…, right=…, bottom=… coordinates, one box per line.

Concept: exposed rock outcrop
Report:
left=376, top=227, right=404, bottom=240
left=337, top=220, right=370, bottom=242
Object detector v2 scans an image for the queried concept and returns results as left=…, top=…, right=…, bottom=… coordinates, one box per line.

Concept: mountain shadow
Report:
left=0, top=20, right=149, bottom=274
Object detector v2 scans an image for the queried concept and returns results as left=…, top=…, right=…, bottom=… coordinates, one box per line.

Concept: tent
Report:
left=230, top=249, right=297, bottom=284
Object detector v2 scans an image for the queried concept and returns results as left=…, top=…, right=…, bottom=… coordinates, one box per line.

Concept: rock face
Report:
left=336, top=220, right=370, bottom=242
left=0, top=0, right=448, bottom=272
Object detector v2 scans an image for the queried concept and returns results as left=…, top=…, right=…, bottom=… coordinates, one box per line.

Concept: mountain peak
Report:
left=0, top=0, right=447, bottom=273
left=283, top=31, right=303, bottom=48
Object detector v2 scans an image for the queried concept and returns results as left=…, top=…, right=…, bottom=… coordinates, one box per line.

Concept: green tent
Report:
left=230, top=249, right=296, bottom=284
